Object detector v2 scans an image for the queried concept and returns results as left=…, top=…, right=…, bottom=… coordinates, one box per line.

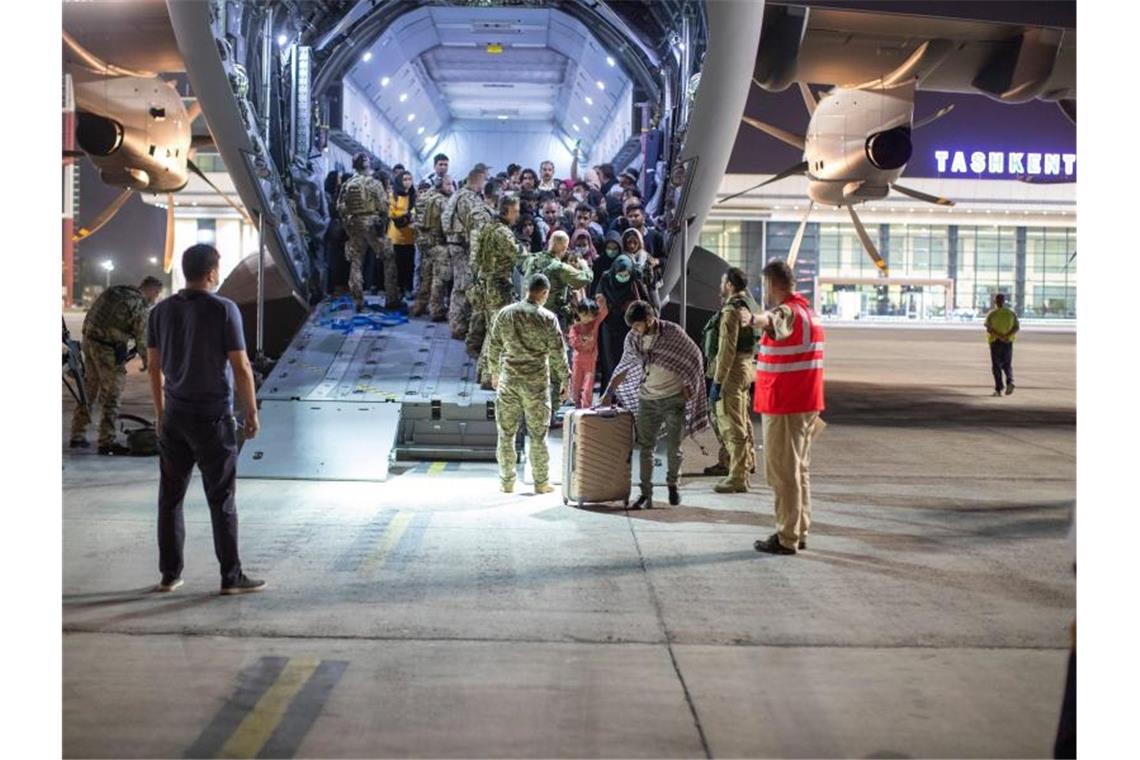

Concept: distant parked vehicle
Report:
left=951, top=308, right=977, bottom=320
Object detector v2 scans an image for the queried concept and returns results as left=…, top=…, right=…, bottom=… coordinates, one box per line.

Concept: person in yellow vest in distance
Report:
left=984, top=293, right=1020, bottom=397
left=737, top=259, right=825, bottom=556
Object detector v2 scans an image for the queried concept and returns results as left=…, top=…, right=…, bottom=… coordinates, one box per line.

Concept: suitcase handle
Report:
left=591, top=404, right=620, bottom=418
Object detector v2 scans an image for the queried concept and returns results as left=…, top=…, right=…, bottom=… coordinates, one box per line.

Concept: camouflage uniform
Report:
left=411, top=188, right=453, bottom=320
left=473, top=219, right=525, bottom=382
left=463, top=200, right=497, bottom=358
left=69, top=285, right=151, bottom=446
left=522, top=251, right=593, bottom=329
left=708, top=291, right=761, bottom=486
left=442, top=187, right=480, bottom=338
left=485, top=299, right=570, bottom=490
left=409, top=187, right=435, bottom=317
left=337, top=170, right=397, bottom=309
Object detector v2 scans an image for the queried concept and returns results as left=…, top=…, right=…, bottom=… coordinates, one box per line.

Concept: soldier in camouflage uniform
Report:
left=336, top=152, right=398, bottom=312
left=464, top=180, right=503, bottom=359
left=522, top=230, right=593, bottom=331
left=473, top=196, right=526, bottom=385
left=485, top=272, right=570, bottom=494
left=409, top=178, right=435, bottom=317
left=69, top=276, right=164, bottom=454
left=442, top=165, right=487, bottom=339
left=411, top=175, right=454, bottom=320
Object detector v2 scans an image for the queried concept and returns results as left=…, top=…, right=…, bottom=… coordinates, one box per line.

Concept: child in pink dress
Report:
left=567, top=295, right=609, bottom=408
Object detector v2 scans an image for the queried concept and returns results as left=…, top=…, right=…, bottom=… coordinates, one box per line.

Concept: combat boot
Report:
left=713, top=480, right=749, bottom=494
left=534, top=482, right=554, bottom=495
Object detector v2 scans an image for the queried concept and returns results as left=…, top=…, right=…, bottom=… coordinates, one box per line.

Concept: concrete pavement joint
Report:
left=624, top=512, right=713, bottom=759
left=62, top=628, right=1071, bottom=652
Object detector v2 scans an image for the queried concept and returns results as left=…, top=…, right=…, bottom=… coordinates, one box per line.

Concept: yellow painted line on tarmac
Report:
left=427, top=460, right=446, bottom=475
left=218, top=657, right=320, bottom=759
left=362, top=510, right=414, bottom=572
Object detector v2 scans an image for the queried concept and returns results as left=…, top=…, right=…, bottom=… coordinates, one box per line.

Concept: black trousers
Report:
left=394, top=243, right=416, bottom=293
left=990, top=341, right=1014, bottom=391
left=158, top=409, right=242, bottom=586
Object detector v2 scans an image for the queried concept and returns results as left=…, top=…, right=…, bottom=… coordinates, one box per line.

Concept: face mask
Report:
left=573, top=192, right=586, bottom=202
left=606, top=246, right=619, bottom=257
left=615, top=272, right=631, bottom=284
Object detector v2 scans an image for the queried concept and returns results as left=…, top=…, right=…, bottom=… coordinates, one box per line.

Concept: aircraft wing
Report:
left=755, top=3, right=1075, bottom=105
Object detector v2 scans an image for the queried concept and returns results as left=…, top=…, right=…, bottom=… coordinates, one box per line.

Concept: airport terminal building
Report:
left=710, top=90, right=1077, bottom=321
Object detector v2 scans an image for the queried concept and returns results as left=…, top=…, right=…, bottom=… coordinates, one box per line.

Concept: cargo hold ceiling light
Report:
left=582, top=116, right=590, bottom=124
left=606, top=56, right=615, bottom=67
left=584, top=96, right=593, bottom=106
left=407, top=113, right=415, bottom=122
left=572, top=124, right=580, bottom=131
left=399, top=92, right=408, bottom=102
left=276, top=33, right=288, bottom=47
left=417, top=126, right=425, bottom=135
left=497, top=115, right=509, bottom=120
left=381, top=76, right=390, bottom=87
left=362, top=51, right=373, bottom=62
left=595, top=81, right=605, bottom=90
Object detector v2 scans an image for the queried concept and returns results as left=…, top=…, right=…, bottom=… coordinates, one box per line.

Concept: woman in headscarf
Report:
left=596, top=254, right=650, bottom=391
left=591, top=230, right=623, bottom=297
left=621, top=227, right=660, bottom=308
left=388, top=170, right=417, bottom=298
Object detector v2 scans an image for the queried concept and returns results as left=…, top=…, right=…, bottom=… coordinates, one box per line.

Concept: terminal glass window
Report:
left=1023, top=226, right=1076, bottom=317
left=699, top=221, right=744, bottom=267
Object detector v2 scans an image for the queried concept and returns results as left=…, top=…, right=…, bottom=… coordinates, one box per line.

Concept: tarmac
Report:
left=62, top=319, right=1075, bottom=759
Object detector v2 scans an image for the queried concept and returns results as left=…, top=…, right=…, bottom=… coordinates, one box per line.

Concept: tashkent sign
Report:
left=933, top=149, right=1076, bottom=177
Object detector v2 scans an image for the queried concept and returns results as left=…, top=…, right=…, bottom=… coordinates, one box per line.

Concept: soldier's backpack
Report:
left=339, top=175, right=377, bottom=216
left=441, top=190, right=465, bottom=238
left=119, top=414, right=159, bottom=456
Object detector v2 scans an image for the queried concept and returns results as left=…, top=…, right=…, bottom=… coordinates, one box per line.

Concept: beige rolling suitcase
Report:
left=562, top=406, right=634, bottom=508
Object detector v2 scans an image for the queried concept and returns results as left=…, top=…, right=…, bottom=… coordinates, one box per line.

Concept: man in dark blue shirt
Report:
left=147, top=244, right=266, bottom=595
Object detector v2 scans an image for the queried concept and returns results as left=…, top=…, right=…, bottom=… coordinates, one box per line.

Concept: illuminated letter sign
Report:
left=933, top=149, right=1075, bottom=178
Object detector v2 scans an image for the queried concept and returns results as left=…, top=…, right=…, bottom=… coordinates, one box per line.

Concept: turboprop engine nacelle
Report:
left=804, top=82, right=916, bottom=206
left=72, top=73, right=192, bottom=194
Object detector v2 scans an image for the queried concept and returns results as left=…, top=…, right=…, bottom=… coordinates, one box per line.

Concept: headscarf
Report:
left=570, top=228, right=597, bottom=263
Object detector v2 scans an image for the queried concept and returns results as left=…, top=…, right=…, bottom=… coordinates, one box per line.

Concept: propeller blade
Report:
left=891, top=183, right=955, bottom=206
left=718, top=161, right=808, bottom=204
left=73, top=188, right=133, bottom=242
left=787, top=202, right=814, bottom=269
left=163, top=194, right=176, bottom=274
left=798, top=82, right=817, bottom=116
left=741, top=116, right=805, bottom=151
left=913, top=103, right=955, bottom=130
left=187, top=158, right=255, bottom=226
left=847, top=205, right=889, bottom=276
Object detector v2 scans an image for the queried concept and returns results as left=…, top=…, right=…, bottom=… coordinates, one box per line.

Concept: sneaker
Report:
left=1005, top=383, right=1015, bottom=396
left=992, top=390, right=1003, bottom=397
left=501, top=481, right=515, bottom=493
left=220, top=574, right=267, bottom=595
left=702, top=463, right=729, bottom=477
left=668, top=485, right=681, bottom=506
left=632, top=494, right=652, bottom=510
left=753, top=534, right=797, bottom=555
left=713, top=480, right=749, bottom=494
left=534, top=482, right=554, bottom=495
left=97, top=442, right=132, bottom=456
left=154, top=576, right=183, bottom=593
left=69, top=437, right=90, bottom=449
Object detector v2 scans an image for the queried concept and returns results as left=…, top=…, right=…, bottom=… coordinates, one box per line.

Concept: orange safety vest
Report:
left=753, top=292, right=825, bottom=415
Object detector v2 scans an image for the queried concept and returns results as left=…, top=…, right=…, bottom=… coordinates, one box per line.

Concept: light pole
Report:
left=101, top=260, right=114, bottom=289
